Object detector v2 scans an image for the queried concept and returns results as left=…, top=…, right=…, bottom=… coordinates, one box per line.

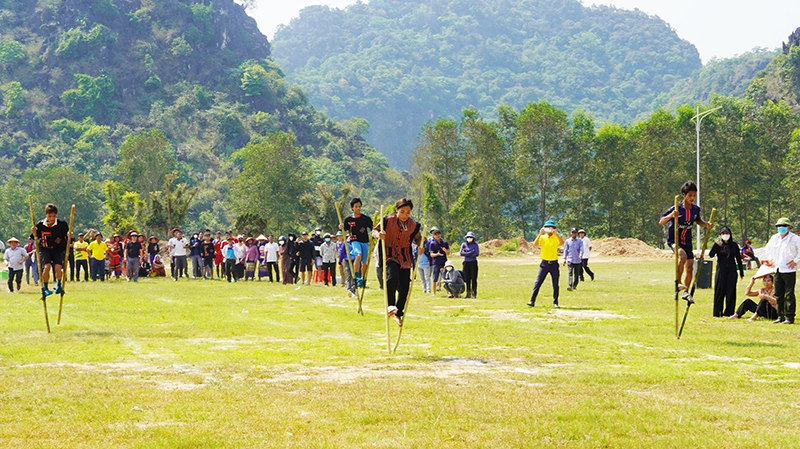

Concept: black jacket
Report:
left=709, top=239, right=744, bottom=277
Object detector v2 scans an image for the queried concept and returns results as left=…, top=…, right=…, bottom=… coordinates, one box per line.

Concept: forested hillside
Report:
left=0, top=0, right=407, bottom=239
left=272, top=0, right=702, bottom=168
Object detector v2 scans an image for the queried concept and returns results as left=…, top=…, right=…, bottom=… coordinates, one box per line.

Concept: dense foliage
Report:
left=413, top=94, right=800, bottom=247
left=272, top=0, right=702, bottom=168
left=0, top=0, right=408, bottom=240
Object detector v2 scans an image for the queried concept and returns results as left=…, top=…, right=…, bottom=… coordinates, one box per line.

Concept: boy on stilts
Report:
left=342, top=197, right=374, bottom=288
left=31, top=203, right=72, bottom=297
left=658, top=181, right=713, bottom=302
left=372, top=198, right=422, bottom=326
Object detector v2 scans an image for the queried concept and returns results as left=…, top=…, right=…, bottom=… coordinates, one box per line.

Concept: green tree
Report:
left=114, top=130, right=177, bottom=197
left=0, top=40, right=26, bottom=67
left=4, top=81, right=25, bottom=119
left=102, top=181, right=145, bottom=235
left=229, top=132, right=312, bottom=235
left=60, top=73, right=118, bottom=122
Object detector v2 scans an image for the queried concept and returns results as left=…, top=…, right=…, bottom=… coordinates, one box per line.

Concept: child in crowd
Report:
left=4, top=237, right=27, bottom=292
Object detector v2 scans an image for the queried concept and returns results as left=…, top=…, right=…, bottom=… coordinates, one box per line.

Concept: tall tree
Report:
left=114, top=130, right=177, bottom=197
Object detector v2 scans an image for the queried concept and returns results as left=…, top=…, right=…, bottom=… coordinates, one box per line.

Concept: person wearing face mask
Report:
left=288, top=233, right=300, bottom=284
left=320, top=233, right=337, bottom=286
left=279, top=236, right=293, bottom=285
left=459, top=231, right=480, bottom=298
left=730, top=266, right=777, bottom=321
left=527, top=220, right=565, bottom=308
left=441, top=260, right=465, bottom=298
left=428, top=227, right=449, bottom=296
left=765, top=217, right=800, bottom=324
left=708, top=226, right=744, bottom=317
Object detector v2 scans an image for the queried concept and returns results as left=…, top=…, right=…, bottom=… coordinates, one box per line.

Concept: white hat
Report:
left=256, top=234, right=268, bottom=241
left=753, top=264, right=776, bottom=280
left=444, top=260, right=454, bottom=268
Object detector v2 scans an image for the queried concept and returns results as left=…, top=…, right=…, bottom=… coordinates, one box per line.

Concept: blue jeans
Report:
left=91, top=259, right=106, bottom=281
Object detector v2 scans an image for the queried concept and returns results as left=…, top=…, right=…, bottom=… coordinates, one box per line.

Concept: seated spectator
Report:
left=741, top=240, right=760, bottom=269
left=441, top=260, right=465, bottom=298
left=150, top=255, right=166, bottom=277
left=730, top=265, right=777, bottom=321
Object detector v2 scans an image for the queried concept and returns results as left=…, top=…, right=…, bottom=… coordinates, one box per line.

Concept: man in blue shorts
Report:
left=342, top=197, right=373, bottom=288
left=31, top=203, right=72, bottom=297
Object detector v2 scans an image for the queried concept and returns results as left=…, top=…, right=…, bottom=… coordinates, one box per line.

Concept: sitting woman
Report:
left=150, top=255, right=166, bottom=277
left=741, top=240, right=760, bottom=269
left=441, top=260, right=465, bottom=298
left=729, top=266, right=777, bottom=321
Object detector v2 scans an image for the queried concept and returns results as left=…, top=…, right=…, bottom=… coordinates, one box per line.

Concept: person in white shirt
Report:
left=4, top=237, right=28, bottom=292
left=168, top=229, right=190, bottom=281
left=578, top=229, right=594, bottom=281
left=765, top=217, right=800, bottom=324
left=264, top=235, right=280, bottom=283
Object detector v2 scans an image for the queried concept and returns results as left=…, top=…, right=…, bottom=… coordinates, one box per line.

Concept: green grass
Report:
left=2, top=259, right=800, bottom=448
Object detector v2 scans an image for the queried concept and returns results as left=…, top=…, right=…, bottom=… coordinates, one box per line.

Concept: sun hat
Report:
left=775, top=217, right=793, bottom=227
left=753, top=264, right=776, bottom=280
left=336, top=231, right=343, bottom=236
left=256, top=234, right=268, bottom=241
left=544, top=220, right=556, bottom=228
left=444, top=260, right=454, bottom=268
left=149, top=235, right=158, bottom=242
left=6, top=237, right=19, bottom=244
left=430, top=226, right=440, bottom=234
left=324, top=233, right=331, bottom=238
left=578, top=229, right=586, bottom=235
left=278, top=235, right=286, bottom=241
left=465, top=231, right=475, bottom=239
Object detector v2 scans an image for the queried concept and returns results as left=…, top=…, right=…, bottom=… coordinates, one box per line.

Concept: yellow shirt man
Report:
left=528, top=220, right=566, bottom=308
left=535, top=233, right=561, bottom=261
left=87, top=240, right=109, bottom=260
left=74, top=240, right=89, bottom=261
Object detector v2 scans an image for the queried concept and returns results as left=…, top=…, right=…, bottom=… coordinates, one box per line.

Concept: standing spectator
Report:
left=320, top=233, right=337, bottom=286
left=279, top=236, right=293, bottom=285
left=124, top=231, right=143, bottom=282
left=528, top=220, right=565, bottom=308
left=298, top=231, right=315, bottom=285
left=417, top=237, right=432, bottom=294
left=67, top=238, right=75, bottom=282
left=263, top=235, right=280, bottom=283
left=24, top=236, right=37, bottom=286
left=147, top=236, right=160, bottom=265
left=199, top=232, right=215, bottom=280
left=563, top=228, right=583, bottom=291
left=578, top=229, right=595, bottom=281
left=234, top=236, right=247, bottom=281
left=87, top=233, right=109, bottom=282
left=169, top=229, right=190, bottom=281
left=373, top=241, right=383, bottom=290
left=342, top=197, right=374, bottom=288
left=288, top=233, right=300, bottom=283
left=338, top=233, right=356, bottom=296
left=741, top=239, right=760, bottom=269
left=256, top=234, right=269, bottom=280
left=73, top=233, right=90, bottom=282
left=708, top=226, right=744, bottom=317
left=214, top=231, right=224, bottom=279
left=459, top=231, right=480, bottom=298
left=244, top=237, right=259, bottom=280
left=190, top=233, right=203, bottom=278
left=222, top=234, right=237, bottom=282
left=441, top=260, right=465, bottom=298
left=108, top=236, right=122, bottom=280
left=765, top=217, right=800, bottom=324
left=310, top=227, right=324, bottom=283
left=428, top=227, right=449, bottom=296
left=4, top=237, right=27, bottom=292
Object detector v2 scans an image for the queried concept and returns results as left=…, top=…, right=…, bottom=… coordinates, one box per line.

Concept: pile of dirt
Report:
left=592, top=237, right=669, bottom=258
left=477, top=236, right=667, bottom=259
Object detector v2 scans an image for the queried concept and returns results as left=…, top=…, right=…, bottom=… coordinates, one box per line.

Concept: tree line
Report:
left=412, top=95, right=800, bottom=247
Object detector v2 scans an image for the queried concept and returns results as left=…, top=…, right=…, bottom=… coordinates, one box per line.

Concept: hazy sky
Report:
left=250, top=0, right=800, bottom=63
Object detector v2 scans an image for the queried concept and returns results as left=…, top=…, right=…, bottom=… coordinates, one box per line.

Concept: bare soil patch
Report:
left=480, top=236, right=667, bottom=259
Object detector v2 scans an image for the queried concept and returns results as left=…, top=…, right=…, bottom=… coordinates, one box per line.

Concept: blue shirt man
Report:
left=563, top=228, right=584, bottom=291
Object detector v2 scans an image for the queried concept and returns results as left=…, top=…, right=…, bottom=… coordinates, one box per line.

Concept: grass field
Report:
left=2, top=257, right=800, bottom=448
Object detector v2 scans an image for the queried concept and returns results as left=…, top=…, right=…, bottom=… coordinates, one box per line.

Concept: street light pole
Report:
left=691, top=105, right=721, bottom=252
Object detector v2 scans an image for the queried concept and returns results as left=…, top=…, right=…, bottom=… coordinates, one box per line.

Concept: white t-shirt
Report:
left=4, top=246, right=27, bottom=270
left=169, top=237, right=189, bottom=256
left=264, top=242, right=279, bottom=262
left=580, top=236, right=591, bottom=259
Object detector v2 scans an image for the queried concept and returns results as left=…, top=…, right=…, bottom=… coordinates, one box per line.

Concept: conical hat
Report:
left=256, top=234, right=268, bottom=241
left=753, top=264, right=776, bottom=280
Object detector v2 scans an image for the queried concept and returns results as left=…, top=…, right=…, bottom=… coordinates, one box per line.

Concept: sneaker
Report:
left=43, top=288, right=53, bottom=297
left=387, top=305, right=398, bottom=317
left=55, top=285, right=64, bottom=295
left=774, top=317, right=785, bottom=324
left=526, top=301, right=535, bottom=307
left=553, top=302, right=560, bottom=308
left=681, top=291, right=694, bottom=304
left=356, top=277, right=365, bottom=288
left=566, top=287, right=573, bottom=291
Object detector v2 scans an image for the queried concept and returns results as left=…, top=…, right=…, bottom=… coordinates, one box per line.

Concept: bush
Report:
left=0, top=40, right=26, bottom=66
left=499, top=239, right=520, bottom=252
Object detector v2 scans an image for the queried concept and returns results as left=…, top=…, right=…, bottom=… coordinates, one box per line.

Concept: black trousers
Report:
left=568, top=262, right=582, bottom=289
left=713, top=266, right=739, bottom=317
left=225, top=259, right=238, bottom=282
left=462, top=261, right=478, bottom=297
left=322, top=262, right=336, bottom=285
left=580, top=258, right=594, bottom=281
left=530, top=260, right=560, bottom=305
left=386, top=260, right=411, bottom=317
left=75, top=259, right=89, bottom=281
left=775, top=271, right=797, bottom=321
left=266, top=261, right=280, bottom=282
left=68, top=253, right=75, bottom=281
left=8, top=268, right=22, bottom=291
left=736, top=298, right=777, bottom=320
